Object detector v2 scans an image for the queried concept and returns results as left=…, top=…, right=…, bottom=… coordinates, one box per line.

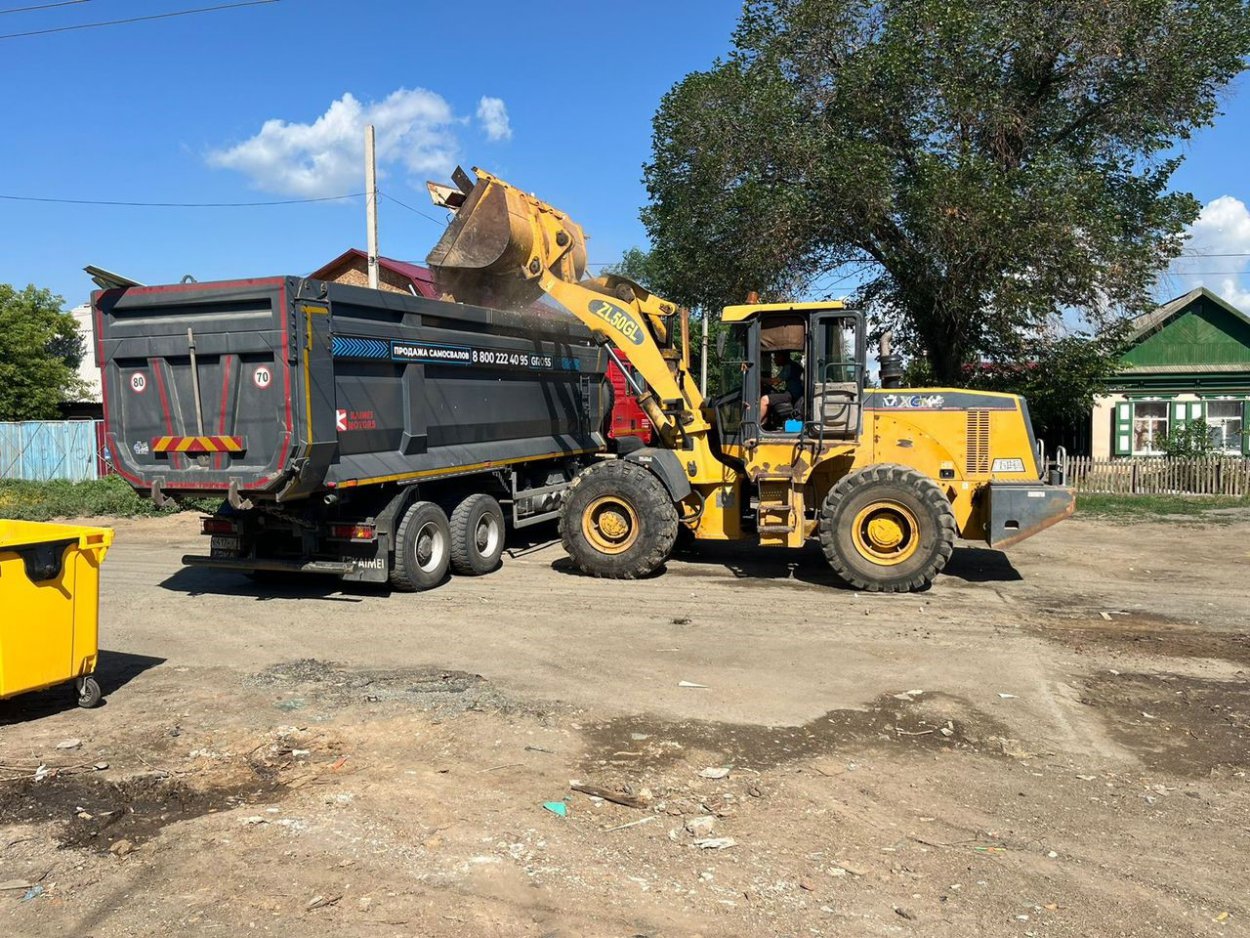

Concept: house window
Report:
left=1131, top=401, right=1169, bottom=454
left=1206, top=400, right=1244, bottom=454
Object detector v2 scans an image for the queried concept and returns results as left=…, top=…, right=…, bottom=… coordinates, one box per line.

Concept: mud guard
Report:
left=622, top=448, right=693, bottom=504
left=985, top=483, right=1076, bottom=549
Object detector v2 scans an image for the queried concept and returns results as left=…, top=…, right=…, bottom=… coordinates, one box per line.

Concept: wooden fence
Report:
left=1063, top=455, right=1250, bottom=496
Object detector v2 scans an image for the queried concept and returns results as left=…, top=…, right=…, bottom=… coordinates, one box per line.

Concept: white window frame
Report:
left=1205, top=399, right=1244, bottom=455
left=1131, top=400, right=1169, bottom=456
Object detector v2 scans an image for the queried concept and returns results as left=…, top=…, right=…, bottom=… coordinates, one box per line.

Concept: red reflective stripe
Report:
left=216, top=355, right=233, bottom=469
left=149, top=362, right=181, bottom=469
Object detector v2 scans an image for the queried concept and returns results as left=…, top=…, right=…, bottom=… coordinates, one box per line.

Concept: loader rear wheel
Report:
left=390, top=500, right=451, bottom=592
left=560, top=460, right=678, bottom=579
left=819, top=464, right=956, bottom=592
left=450, top=493, right=505, bottom=576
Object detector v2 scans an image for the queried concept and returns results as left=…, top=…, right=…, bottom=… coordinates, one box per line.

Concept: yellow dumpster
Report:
left=0, top=520, right=113, bottom=708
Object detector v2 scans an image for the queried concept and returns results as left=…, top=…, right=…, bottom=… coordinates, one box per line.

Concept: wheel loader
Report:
left=425, top=167, right=1075, bottom=592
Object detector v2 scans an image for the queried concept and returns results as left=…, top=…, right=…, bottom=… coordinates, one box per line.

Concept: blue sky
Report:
left=1, top=0, right=1248, bottom=312
left=0, top=0, right=739, bottom=305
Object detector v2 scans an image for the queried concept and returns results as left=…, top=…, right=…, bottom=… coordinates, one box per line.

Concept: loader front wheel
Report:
left=560, top=460, right=678, bottom=579
left=390, top=500, right=451, bottom=592
left=819, top=465, right=956, bottom=592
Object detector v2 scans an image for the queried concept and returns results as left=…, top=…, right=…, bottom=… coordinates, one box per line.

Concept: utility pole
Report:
left=365, top=124, right=379, bottom=290
left=700, top=309, right=709, bottom=396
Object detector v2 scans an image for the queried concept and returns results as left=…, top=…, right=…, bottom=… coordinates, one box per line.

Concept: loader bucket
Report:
left=426, top=167, right=587, bottom=310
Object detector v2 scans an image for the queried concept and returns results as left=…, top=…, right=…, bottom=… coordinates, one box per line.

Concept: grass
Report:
left=1075, top=492, right=1250, bottom=523
left=0, top=475, right=217, bottom=521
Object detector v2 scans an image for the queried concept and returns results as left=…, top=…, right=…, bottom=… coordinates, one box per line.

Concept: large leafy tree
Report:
left=644, top=0, right=1250, bottom=383
left=0, top=284, right=86, bottom=420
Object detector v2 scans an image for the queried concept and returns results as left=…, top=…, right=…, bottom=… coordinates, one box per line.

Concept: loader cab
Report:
left=715, top=302, right=865, bottom=448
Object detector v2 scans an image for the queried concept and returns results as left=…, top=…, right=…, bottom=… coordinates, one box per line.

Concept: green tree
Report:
left=644, top=0, right=1250, bottom=383
left=1161, top=418, right=1216, bottom=458
left=602, top=247, right=737, bottom=395
left=959, top=327, right=1128, bottom=441
left=0, top=284, right=86, bottom=420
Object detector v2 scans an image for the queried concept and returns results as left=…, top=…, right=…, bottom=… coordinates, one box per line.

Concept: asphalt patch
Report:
left=1029, top=612, right=1250, bottom=667
left=0, top=770, right=284, bottom=854
left=1081, top=671, right=1250, bottom=777
left=580, top=692, right=1014, bottom=772
left=245, top=659, right=502, bottom=714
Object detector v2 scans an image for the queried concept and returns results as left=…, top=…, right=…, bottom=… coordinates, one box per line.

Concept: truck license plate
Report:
left=210, top=535, right=240, bottom=555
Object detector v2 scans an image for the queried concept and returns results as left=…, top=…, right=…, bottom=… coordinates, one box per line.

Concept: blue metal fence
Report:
left=0, top=420, right=107, bottom=482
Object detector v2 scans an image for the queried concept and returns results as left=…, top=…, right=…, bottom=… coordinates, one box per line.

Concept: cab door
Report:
left=809, top=311, right=865, bottom=440
left=711, top=323, right=753, bottom=453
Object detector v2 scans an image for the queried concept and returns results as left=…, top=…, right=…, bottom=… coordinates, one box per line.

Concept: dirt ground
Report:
left=2, top=512, right=1248, bottom=937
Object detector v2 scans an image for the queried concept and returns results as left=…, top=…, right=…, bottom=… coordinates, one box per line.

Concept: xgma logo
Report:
left=587, top=299, right=644, bottom=346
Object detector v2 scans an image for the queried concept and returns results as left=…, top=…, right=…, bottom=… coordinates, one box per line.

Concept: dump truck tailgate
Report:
left=95, top=278, right=297, bottom=498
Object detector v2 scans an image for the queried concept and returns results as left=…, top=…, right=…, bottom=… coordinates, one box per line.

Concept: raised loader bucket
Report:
left=426, top=167, right=587, bottom=310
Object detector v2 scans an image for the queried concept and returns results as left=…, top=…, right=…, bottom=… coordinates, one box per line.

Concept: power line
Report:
left=0, top=0, right=95, bottom=16
left=379, top=190, right=446, bottom=226
left=0, top=0, right=277, bottom=39
left=0, top=192, right=361, bottom=207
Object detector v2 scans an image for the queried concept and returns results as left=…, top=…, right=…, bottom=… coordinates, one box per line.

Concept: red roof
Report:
left=310, top=248, right=440, bottom=299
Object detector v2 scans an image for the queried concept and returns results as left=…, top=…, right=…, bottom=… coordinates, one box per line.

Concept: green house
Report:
left=1092, top=287, right=1250, bottom=458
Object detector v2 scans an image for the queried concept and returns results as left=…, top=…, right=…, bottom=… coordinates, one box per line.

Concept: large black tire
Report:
left=559, top=460, right=679, bottom=579
left=819, top=464, right=956, bottom=592
left=449, top=493, right=506, bottom=576
left=389, top=500, right=451, bottom=592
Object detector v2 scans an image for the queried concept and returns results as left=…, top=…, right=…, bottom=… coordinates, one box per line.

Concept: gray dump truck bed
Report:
left=94, top=276, right=611, bottom=590
left=95, top=276, right=609, bottom=502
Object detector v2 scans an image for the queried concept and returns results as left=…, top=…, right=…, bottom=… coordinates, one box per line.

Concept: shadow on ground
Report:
left=0, top=650, right=165, bottom=724
left=159, top=566, right=370, bottom=602
left=554, top=540, right=1021, bottom=590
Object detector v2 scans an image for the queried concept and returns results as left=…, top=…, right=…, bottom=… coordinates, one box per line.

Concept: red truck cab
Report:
left=606, top=353, right=652, bottom=444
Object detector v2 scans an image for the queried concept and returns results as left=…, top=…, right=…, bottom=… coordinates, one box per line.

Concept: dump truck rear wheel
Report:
left=819, top=464, right=956, bottom=592
left=450, top=493, right=505, bottom=576
left=390, top=500, right=451, bottom=592
left=560, top=460, right=678, bottom=579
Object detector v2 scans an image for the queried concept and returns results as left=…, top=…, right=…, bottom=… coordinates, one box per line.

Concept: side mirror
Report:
left=716, top=332, right=727, bottom=357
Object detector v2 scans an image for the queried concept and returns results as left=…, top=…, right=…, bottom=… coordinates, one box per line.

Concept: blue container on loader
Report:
left=94, top=276, right=611, bottom=590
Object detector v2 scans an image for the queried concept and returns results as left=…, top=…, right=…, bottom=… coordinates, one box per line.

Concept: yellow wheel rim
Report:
left=582, top=495, right=641, bottom=555
left=851, top=500, right=920, bottom=566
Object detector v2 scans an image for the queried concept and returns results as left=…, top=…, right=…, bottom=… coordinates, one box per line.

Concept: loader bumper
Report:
left=984, top=482, right=1075, bottom=549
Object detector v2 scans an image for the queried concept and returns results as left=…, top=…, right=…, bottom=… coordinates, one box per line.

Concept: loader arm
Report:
left=426, top=167, right=711, bottom=450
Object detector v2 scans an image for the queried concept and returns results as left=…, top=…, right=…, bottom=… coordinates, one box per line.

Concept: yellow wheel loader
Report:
left=425, top=167, right=1074, bottom=592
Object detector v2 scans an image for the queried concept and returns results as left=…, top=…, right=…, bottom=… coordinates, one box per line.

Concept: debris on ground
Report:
left=570, top=782, right=650, bottom=808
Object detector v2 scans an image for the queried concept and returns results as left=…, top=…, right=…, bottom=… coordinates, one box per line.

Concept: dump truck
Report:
left=94, top=277, right=610, bottom=590
left=424, top=167, right=1075, bottom=592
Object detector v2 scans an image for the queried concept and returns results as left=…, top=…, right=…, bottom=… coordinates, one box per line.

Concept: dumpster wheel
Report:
left=76, top=676, right=102, bottom=708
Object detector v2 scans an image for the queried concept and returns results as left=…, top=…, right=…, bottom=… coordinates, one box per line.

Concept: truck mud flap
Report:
left=985, top=483, right=1075, bottom=549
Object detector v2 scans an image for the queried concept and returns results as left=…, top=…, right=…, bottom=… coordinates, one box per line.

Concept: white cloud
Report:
left=208, top=88, right=460, bottom=198
left=1170, top=195, right=1250, bottom=310
left=476, top=96, right=512, bottom=141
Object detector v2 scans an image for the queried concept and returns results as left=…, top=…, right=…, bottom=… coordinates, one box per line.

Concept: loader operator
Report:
left=760, top=350, right=804, bottom=426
